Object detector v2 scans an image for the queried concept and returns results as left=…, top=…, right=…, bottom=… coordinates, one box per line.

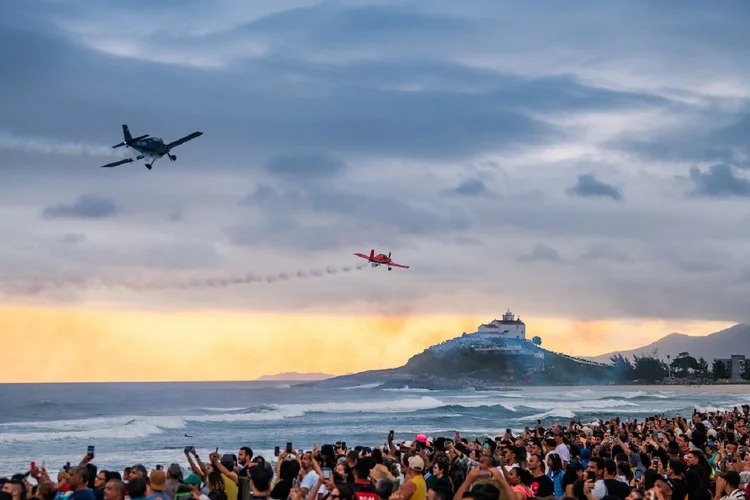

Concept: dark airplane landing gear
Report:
left=388, top=267, right=392, bottom=271
left=169, top=154, right=176, bottom=161
left=145, top=164, right=152, bottom=170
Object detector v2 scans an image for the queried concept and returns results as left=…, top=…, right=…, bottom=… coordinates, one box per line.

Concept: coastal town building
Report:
left=716, top=354, right=747, bottom=380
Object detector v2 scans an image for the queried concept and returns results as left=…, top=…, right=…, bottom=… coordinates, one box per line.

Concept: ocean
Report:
left=1, top=382, right=748, bottom=476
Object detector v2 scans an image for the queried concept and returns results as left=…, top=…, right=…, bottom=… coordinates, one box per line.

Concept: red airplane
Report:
left=354, top=249, right=410, bottom=271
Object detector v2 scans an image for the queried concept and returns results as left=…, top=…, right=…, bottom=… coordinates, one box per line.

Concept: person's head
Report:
left=279, top=460, right=300, bottom=482
left=407, top=455, right=424, bottom=476
left=667, top=459, right=685, bottom=477
left=354, top=458, right=371, bottom=481
left=68, top=467, right=89, bottom=490
left=103, top=480, right=124, bottom=500
left=553, top=429, right=564, bottom=444
left=626, top=489, right=645, bottom=500
left=547, top=453, right=563, bottom=473
left=654, top=477, right=673, bottom=498
left=721, top=471, right=741, bottom=493
left=301, top=452, right=314, bottom=471
left=149, top=471, right=166, bottom=493
left=2, top=483, right=20, bottom=500
left=166, top=464, right=182, bottom=481
left=528, top=454, right=544, bottom=473
left=330, top=483, right=354, bottom=500
left=130, top=465, right=147, bottom=481
left=686, top=451, right=701, bottom=467
left=95, top=471, right=108, bottom=490
left=375, top=478, right=393, bottom=500
left=84, top=464, right=98, bottom=489
left=238, top=447, right=253, bottom=466
left=249, top=466, right=270, bottom=494
left=427, top=484, right=452, bottom=500
left=603, top=459, right=616, bottom=479
left=125, top=477, right=147, bottom=499
left=676, top=435, right=689, bottom=452
left=431, top=458, right=449, bottom=479
left=587, top=457, right=604, bottom=480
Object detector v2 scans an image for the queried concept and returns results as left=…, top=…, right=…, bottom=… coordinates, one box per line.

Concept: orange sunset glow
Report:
left=0, top=305, right=734, bottom=383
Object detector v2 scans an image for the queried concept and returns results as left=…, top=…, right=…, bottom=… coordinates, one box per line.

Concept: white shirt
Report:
left=555, top=443, right=571, bottom=462
left=301, top=470, right=320, bottom=500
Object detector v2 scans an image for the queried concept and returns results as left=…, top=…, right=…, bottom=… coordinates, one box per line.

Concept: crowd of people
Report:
left=3, top=405, right=750, bottom=500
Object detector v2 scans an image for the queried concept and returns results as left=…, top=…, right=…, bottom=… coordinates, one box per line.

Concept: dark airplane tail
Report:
left=122, top=124, right=133, bottom=143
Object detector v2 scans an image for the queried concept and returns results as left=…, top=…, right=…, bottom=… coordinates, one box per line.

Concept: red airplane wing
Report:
left=353, top=253, right=370, bottom=260
left=389, top=262, right=410, bottom=269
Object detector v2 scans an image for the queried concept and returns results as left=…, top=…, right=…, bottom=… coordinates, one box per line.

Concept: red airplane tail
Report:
left=369, top=249, right=375, bottom=259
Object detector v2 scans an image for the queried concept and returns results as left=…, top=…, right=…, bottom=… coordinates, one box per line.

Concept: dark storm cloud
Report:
left=42, top=195, right=120, bottom=220
left=688, top=164, right=750, bottom=198
left=266, top=153, right=347, bottom=178
left=567, top=174, right=623, bottom=201
left=57, top=233, right=87, bottom=244
left=231, top=182, right=472, bottom=251
left=517, top=244, right=563, bottom=263
left=0, top=2, right=686, bottom=173
left=442, top=179, right=497, bottom=198
left=579, top=242, right=631, bottom=263
left=2, top=0, right=750, bottom=323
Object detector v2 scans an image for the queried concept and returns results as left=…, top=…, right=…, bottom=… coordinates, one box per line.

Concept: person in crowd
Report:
left=10, top=407, right=750, bottom=500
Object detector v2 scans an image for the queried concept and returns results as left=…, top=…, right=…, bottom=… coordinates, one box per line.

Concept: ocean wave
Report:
left=382, top=387, right=437, bottom=393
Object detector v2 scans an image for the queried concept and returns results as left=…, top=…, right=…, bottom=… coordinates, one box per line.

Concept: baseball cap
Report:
left=408, top=456, right=424, bottom=472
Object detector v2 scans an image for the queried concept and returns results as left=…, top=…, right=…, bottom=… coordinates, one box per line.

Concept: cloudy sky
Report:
left=1, top=0, right=748, bottom=382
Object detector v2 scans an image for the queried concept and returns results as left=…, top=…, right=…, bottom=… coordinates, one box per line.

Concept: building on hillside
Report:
left=716, top=354, right=746, bottom=379
left=430, top=309, right=543, bottom=360
left=472, top=309, right=526, bottom=340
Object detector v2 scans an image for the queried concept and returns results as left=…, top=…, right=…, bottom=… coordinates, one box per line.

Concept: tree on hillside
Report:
left=631, top=350, right=668, bottom=382
left=670, top=352, right=699, bottom=378
left=532, top=336, right=542, bottom=346
left=610, top=354, right=635, bottom=381
left=712, top=359, right=728, bottom=380
left=696, top=357, right=710, bottom=378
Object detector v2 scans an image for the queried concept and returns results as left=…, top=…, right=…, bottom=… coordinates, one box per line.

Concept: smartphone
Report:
left=298, top=449, right=304, bottom=456
left=156, top=465, right=163, bottom=471
left=478, top=470, right=492, bottom=478
left=322, top=467, right=331, bottom=479
left=286, top=442, right=293, bottom=454
left=506, top=428, right=512, bottom=435
left=274, top=446, right=280, bottom=457
left=87, top=445, right=95, bottom=459
left=64, top=462, right=71, bottom=472
left=184, top=446, right=192, bottom=453
left=635, top=470, right=642, bottom=480
left=587, top=471, right=596, bottom=482
left=30, top=461, right=36, bottom=470
left=341, top=441, right=346, bottom=449
left=657, top=432, right=663, bottom=440
left=389, top=430, right=394, bottom=440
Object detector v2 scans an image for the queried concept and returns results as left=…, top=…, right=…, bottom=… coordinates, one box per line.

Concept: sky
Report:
left=1, top=0, right=749, bottom=383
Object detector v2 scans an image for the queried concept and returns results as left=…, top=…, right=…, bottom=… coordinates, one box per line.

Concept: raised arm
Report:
left=211, top=453, right=238, bottom=484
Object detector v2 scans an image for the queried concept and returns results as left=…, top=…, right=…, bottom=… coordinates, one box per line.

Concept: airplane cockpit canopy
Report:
left=151, top=137, right=163, bottom=142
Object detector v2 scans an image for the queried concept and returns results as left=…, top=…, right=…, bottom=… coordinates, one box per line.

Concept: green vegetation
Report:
left=401, top=343, right=750, bottom=386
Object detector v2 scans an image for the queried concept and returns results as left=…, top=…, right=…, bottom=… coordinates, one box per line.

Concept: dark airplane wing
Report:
left=100, top=158, right=134, bottom=168
left=166, top=131, right=203, bottom=150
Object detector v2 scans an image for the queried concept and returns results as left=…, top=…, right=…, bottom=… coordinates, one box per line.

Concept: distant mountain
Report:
left=592, top=324, right=750, bottom=363
left=254, top=372, right=334, bottom=382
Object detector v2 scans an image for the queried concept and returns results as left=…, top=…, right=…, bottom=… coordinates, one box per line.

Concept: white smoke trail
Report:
left=0, top=262, right=370, bottom=294
left=0, top=130, right=128, bottom=158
